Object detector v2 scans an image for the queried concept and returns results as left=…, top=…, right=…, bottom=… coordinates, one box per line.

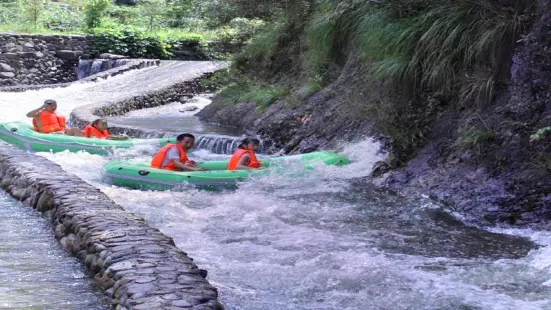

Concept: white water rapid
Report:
left=1, top=65, right=551, bottom=310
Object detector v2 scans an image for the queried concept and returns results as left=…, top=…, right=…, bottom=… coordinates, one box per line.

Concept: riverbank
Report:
left=197, top=1, right=551, bottom=230
left=3, top=60, right=551, bottom=309
left=0, top=142, right=222, bottom=309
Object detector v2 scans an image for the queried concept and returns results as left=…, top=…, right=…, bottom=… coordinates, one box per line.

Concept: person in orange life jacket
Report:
left=227, top=138, right=262, bottom=170
left=84, top=119, right=128, bottom=140
left=151, top=133, right=206, bottom=171
left=26, top=99, right=83, bottom=136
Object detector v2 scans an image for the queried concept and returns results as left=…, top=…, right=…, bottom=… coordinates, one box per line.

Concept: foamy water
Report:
left=2, top=66, right=551, bottom=309
left=39, top=140, right=551, bottom=310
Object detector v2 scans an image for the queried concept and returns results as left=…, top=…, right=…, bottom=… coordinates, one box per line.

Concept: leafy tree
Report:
left=140, top=0, right=165, bottom=31
left=23, top=0, right=46, bottom=29
left=85, top=0, right=110, bottom=29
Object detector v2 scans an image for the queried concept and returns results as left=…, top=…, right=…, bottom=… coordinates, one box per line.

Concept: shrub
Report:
left=22, top=0, right=46, bottom=29
left=358, top=1, right=531, bottom=102
left=105, top=5, right=141, bottom=25
left=454, top=126, right=496, bottom=154
left=90, top=25, right=204, bottom=59
left=139, top=0, right=166, bottom=31
left=42, top=3, right=84, bottom=31
left=91, top=26, right=170, bottom=58
left=85, top=0, right=110, bottom=30
left=530, top=127, right=551, bottom=142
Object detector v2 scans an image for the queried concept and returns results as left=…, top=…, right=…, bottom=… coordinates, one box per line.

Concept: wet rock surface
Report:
left=197, top=12, right=551, bottom=229
left=0, top=143, right=223, bottom=309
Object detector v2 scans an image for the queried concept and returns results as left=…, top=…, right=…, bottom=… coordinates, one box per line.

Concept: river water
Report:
left=0, top=192, right=109, bottom=309
left=2, top=64, right=551, bottom=309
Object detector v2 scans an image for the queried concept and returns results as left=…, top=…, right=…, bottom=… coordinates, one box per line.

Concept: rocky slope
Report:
left=197, top=2, right=551, bottom=229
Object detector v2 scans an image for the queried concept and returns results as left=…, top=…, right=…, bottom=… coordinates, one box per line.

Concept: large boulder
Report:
left=56, top=50, right=82, bottom=60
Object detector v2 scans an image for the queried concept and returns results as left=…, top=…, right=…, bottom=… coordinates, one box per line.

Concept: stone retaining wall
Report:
left=0, top=34, right=90, bottom=86
left=0, top=143, right=223, bottom=310
left=0, top=59, right=159, bottom=93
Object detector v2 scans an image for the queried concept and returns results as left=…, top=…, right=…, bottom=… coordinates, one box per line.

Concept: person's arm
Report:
left=235, top=154, right=254, bottom=170
left=26, top=104, right=46, bottom=118
left=172, top=159, right=205, bottom=171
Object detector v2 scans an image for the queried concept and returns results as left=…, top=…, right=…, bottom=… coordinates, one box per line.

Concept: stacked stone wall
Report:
left=0, top=59, right=160, bottom=93
left=0, top=143, right=223, bottom=310
left=0, top=34, right=90, bottom=86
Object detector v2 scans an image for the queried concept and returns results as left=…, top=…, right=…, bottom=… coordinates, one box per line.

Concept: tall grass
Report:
left=355, top=0, right=530, bottom=102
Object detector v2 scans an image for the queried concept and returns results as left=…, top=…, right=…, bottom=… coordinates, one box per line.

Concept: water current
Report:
left=2, top=63, right=551, bottom=309
left=0, top=192, right=109, bottom=309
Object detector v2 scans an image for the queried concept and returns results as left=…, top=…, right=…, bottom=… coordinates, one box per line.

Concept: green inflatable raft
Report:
left=103, top=151, right=350, bottom=190
left=0, top=122, right=174, bottom=155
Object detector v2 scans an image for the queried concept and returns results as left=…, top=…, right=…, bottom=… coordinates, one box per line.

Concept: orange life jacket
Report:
left=228, top=149, right=261, bottom=170
left=32, top=110, right=66, bottom=133
left=84, top=125, right=109, bottom=139
left=150, top=144, right=190, bottom=171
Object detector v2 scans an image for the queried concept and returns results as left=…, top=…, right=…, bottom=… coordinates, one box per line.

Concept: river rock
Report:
left=0, top=72, right=15, bottom=78
left=180, top=106, right=199, bottom=112
left=3, top=52, right=18, bottom=59
left=99, top=53, right=128, bottom=60
left=171, top=299, right=192, bottom=307
left=56, top=50, right=81, bottom=60
left=0, top=63, right=14, bottom=72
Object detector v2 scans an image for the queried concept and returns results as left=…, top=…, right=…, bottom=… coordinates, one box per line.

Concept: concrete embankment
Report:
left=0, top=142, right=223, bottom=310
left=71, top=61, right=229, bottom=137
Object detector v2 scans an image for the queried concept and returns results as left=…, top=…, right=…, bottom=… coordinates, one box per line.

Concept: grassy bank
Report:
left=0, top=0, right=264, bottom=59
left=213, top=0, right=537, bottom=162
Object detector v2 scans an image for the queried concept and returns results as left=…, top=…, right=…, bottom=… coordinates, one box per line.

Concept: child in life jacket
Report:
left=227, top=138, right=262, bottom=170
left=27, top=99, right=83, bottom=136
left=84, top=119, right=128, bottom=140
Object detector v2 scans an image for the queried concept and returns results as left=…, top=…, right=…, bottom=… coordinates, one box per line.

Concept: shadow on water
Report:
left=269, top=181, right=535, bottom=260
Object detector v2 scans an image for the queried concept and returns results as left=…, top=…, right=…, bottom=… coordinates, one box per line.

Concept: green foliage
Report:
left=297, top=78, right=322, bottom=99
left=454, top=127, right=496, bottom=153
left=106, top=5, right=140, bottom=24
left=91, top=26, right=169, bottom=58
left=305, top=13, right=335, bottom=76
left=90, top=25, right=204, bottom=59
left=164, top=0, right=193, bottom=28
left=139, top=0, right=165, bottom=31
left=217, top=82, right=290, bottom=110
left=85, top=0, right=110, bottom=30
left=42, top=3, right=84, bottom=32
left=23, top=0, right=45, bottom=29
left=0, top=1, right=21, bottom=26
left=233, top=18, right=290, bottom=71
left=530, top=127, right=551, bottom=142
left=243, top=85, right=290, bottom=110
left=212, top=70, right=289, bottom=110
left=362, top=97, right=427, bottom=162
left=357, top=1, right=529, bottom=102
left=212, top=18, right=265, bottom=44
